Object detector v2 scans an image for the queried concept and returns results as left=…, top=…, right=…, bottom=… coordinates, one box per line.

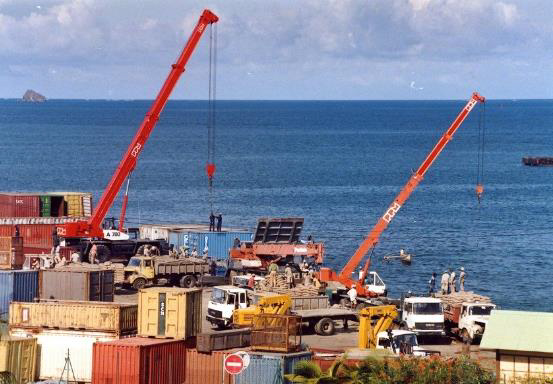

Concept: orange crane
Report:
left=319, top=92, right=486, bottom=298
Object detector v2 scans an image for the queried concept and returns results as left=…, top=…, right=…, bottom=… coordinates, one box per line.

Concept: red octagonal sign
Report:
left=224, top=353, right=244, bottom=375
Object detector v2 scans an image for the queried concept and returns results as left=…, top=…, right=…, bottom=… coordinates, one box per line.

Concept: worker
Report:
left=307, top=235, right=313, bottom=243
left=347, top=285, right=358, bottom=308
left=216, top=213, right=222, bottom=232
left=400, top=248, right=406, bottom=256
left=43, top=256, right=52, bottom=269
left=14, top=225, right=20, bottom=237
left=191, top=248, right=198, bottom=257
left=300, top=258, right=309, bottom=274
left=51, top=227, right=60, bottom=256
left=31, top=258, right=40, bottom=270
left=459, top=267, right=466, bottom=291
left=449, top=268, right=456, bottom=294
left=89, top=244, right=98, bottom=264
left=440, top=270, right=449, bottom=294
left=428, top=272, right=436, bottom=295
left=303, top=269, right=313, bottom=286
left=209, top=211, right=215, bottom=232
left=313, top=276, right=321, bottom=289
left=284, top=264, right=294, bottom=288
left=71, top=252, right=80, bottom=263
left=268, top=261, right=278, bottom=288
left=247, top=274, right=256, bottom=289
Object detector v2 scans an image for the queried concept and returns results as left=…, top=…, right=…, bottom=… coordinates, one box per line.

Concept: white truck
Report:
left=444, top=302, right=496, bottom=344
left=398, top=296, right=445, bottom=338
left=206, top=285, right=249, bottom=329
left=376, top=330, right=440, bottom=357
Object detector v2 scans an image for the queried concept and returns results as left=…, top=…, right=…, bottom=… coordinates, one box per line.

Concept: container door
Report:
left=89, top=271, right=101, bottom=301
left=234, top=355, right=281, bottom=384
left=101, top=270, right=115, bottom=302
left=40, top=196, right=51, bottom=217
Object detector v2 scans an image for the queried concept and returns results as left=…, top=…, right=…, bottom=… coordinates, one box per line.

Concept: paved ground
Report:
left=115, top=286, right=495, bottom=371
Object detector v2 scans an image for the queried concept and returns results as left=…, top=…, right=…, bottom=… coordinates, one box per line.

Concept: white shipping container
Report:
left=139, top=225, right=170, bottom=241
left=10, top=328, right=119, bottom=382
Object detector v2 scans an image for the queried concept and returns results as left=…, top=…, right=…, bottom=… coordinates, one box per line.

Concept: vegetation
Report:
left=286, top=356, right=495, bottom=384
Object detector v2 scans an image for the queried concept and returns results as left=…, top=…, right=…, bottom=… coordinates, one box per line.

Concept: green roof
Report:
left=480, top=310, right=553, bottom=354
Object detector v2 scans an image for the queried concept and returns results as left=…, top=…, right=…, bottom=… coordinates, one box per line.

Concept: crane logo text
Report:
left=465, top=99, right=477, bottom=112
left=131, top=143, right=142, bottom=157
left=382, top=202, right=401, bottom=223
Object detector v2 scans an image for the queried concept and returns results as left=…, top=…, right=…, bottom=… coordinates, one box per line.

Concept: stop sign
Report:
left=224, top=353, right=244, bottom=375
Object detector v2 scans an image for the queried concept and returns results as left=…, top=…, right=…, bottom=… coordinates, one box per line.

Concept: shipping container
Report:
left=9, top=301, right=137, bottom=335
left=91, top=337, right=187, bottom=384
left=197, top=328, right=251, bottom=353
left=0, top=236, right=24, bottom=269
left=40, top=268, right=114, bottom=302
left=0, top=195, right=14, bottom=217
left=140, top=225, right=170, bottom=241
left=0, top=336, right=37, bottom=384
left=233, top=351, right=312, bottom=384
left=0, top=195, right=40, bottom=218
left=184, top=348, right=235, bottom=384
left=138, top=287, right=202, bottom=339
left=39, top=196, right=51, bottom=217
left=0, top=270, right=39, bottom=321
left=65, top=194, right=84, bottom=217
left=10, top=328, right=119, bottom=382
left=168, top=231, right=253, bottom=260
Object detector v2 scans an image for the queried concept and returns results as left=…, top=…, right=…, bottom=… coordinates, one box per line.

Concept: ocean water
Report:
left=1, top=99, right=552, bottom=311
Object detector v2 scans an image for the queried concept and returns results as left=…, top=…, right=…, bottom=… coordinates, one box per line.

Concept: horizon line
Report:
left=1, top=97, right=551, bottom=102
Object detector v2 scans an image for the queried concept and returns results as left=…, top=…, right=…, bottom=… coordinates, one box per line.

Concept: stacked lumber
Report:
left=435, top=291, right=492, bottom=306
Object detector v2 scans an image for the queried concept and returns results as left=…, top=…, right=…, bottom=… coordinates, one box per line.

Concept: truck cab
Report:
left=456, top=302, right=496, bottom=343
left=376, top=330, right=440, bottom=357
left=206, top=286, right=249, bottom=328
left=124, top=256, right=155, bottom=289
left=400, top=296, right=445, bottom=337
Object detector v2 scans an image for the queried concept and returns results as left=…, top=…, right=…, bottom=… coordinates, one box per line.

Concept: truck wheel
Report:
left=180, top=275, right=196, bottom=288
left=461, top=329, right=472, bottom=345
left=95, top=245, right=111, bottom=263
left=132, top=278, right=147, bottom=290
left=314, top=318, right=335, bottom=336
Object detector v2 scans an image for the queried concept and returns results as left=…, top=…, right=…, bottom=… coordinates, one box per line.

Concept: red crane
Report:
left=58, top=9, right=219, bottom=239
left=319, top=92, right=486, bottom=297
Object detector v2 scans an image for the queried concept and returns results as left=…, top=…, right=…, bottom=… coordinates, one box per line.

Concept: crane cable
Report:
left=475, top=101, right=486, bottom=204
left=206, top=23, right=217, bottom=213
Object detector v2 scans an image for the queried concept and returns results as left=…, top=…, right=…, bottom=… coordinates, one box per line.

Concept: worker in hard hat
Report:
left=459, top=267, right=466, bottom=291
left=268, top=261, right=278, bottom=288
left=348, top=285, right=358, bottom=308
left=449, top=268, right=456, bottom=294
left=284, top=264, right=294, bottom=288
left=441, top=270, right=449, bottom=294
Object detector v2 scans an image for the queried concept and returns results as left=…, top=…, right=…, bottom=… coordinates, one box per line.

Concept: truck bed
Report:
left=295, top=307, right=357, bottom=320
left=154, top=256, right=210, bottom=274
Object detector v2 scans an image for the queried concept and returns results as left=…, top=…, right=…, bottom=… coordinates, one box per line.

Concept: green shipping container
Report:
left=40, top=196, right=51, bottom=217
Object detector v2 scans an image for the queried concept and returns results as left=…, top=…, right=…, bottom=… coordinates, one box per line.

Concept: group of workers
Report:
left=428, top=267, right=466, bottom=294
left=265, top=260, right=321, bottom=289
left=208, top=212, right=223, bottom=232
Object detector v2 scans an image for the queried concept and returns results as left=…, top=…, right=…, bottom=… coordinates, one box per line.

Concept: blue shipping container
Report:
left=234, top=351, right=312, bottom=384
left=168, top=231, right=253, bottom=261
left=0, top=270, right=39, bottom=320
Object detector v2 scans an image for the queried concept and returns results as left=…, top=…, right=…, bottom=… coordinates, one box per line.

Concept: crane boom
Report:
left=59, top=9, right=219, bottom=238
left=334, top=92, right=485, bottom=295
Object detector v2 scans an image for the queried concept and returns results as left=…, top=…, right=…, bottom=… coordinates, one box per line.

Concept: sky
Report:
left=0, top=0, right=551, bottom=100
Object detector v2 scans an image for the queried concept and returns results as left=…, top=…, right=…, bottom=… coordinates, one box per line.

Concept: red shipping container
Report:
left=0, top=224, right=56, bottom=249
left=92, top=337, right=187, bottom=384
left=184, top=348, right=234, bottom=384
left=13, top=196, right=40, bottom=217
left=0, top=195, right=15, bottom=217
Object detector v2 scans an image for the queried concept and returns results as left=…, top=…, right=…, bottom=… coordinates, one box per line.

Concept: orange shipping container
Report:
left=92, top=337, right=187, bottom=384
left=184, top=348, right=234, bottom=384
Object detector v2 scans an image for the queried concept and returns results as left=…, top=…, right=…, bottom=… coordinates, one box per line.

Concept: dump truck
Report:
left=398, top=295, right=445, bottom=338
left=438, top=292, right=495, bottom=344
left=122, top=255, right=211, bottom=290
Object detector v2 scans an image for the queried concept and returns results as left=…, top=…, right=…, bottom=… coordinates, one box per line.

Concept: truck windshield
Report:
left=413, top=302, right=442, bottom=315
left=470, top=306, right=493, bottom=316
left=211, top=289, right=226, bottom=304
left=128, top=258, right=141, bottom=267
left=394, top=333, right=418, bottom=347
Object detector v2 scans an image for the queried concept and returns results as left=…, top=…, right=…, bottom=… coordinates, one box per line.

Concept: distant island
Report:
left=22, top=89, right=46, bottom=102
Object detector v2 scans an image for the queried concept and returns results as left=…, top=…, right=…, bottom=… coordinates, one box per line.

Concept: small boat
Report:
left=383, top=251, right=412, bottom=265
left=522, top=157, right=553, bottom=166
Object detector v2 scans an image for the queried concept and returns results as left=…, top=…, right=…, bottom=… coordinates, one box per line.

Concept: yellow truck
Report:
left=123, top=255, right=210, bottom=289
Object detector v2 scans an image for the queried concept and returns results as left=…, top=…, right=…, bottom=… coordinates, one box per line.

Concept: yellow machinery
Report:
left=233, top=294, right=292, bottom=326
left=358, top=305, right=398, bottom=349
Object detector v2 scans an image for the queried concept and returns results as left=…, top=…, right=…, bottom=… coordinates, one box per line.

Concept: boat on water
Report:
left=522, top=157, right=553, bottom=166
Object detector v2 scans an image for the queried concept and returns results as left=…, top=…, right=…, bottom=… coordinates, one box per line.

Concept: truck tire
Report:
left=95, top=245, right=111, bottom=263
left=314, top=318, right=335, bottom=336
left=133, top=278, right=147, bottom=290
left=180, top=275, right=196, bottom=288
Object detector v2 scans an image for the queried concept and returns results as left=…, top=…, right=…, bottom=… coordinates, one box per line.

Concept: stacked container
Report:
left=40, top=268, right=114, bottom=301
left=0, top=270, right=39, bottom=321
left=137, top=287, right=202, bottom=339
left=9, top=300, right=138, bottom=382
left=233, top=351, right=313, bottom=384
left=0, top=336, right=37, bottom=384
left=168, top=230, right=253, bottom=260
left=0, top=236, right=24, bottom=269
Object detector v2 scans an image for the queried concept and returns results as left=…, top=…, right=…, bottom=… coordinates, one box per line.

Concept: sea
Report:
left=1, top=99, right=552, bottom=311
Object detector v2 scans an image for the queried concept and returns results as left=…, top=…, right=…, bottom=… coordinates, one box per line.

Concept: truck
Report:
left=376, top=330, right=440, bottom=357
left=439, top=292, right=495, bottom=344
left=122, top=255, right=211, bottom=290
left=398, top=296, right=445, bottom=338
left=206, top=286, right=358, bottom=335
left=227, top=217, right=324, bottom=278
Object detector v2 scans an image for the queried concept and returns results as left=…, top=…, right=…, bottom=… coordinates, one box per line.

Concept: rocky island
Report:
left=22, top=89, right=46, bottom=102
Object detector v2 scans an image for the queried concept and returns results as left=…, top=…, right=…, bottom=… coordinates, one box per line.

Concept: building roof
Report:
left=480, top=310, right=553, bottom=354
